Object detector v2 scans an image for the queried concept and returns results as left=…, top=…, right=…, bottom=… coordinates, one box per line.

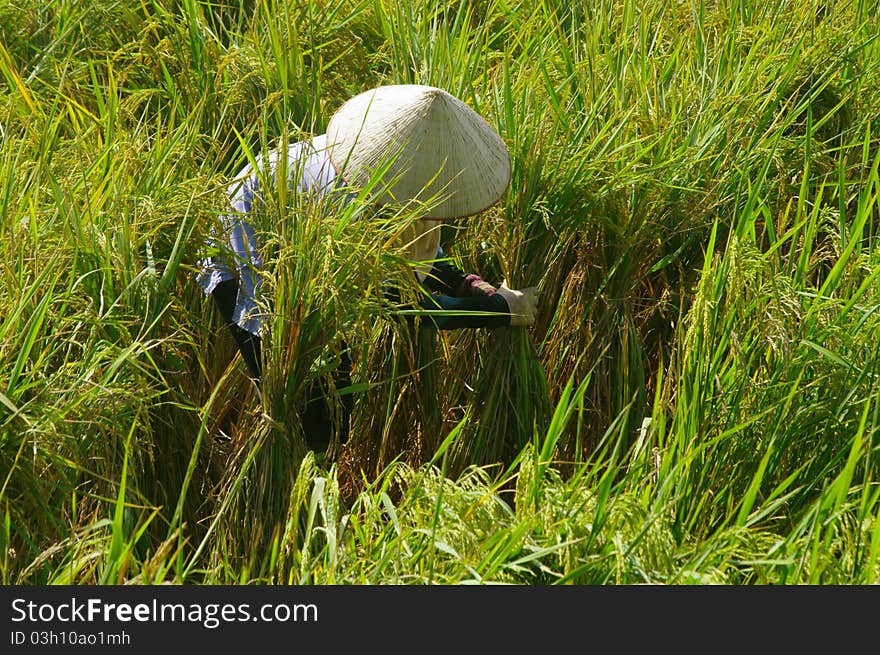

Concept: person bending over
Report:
left=197, top=84, right=539, bottom=447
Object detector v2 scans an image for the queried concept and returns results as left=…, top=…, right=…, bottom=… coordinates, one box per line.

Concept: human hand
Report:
left=495, top=279, right=539, bottom=326
left=461, top=274, right=497, bottom=297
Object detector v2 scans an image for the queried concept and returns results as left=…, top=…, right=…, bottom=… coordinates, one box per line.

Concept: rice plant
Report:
left=1, top=0, right=878, bottom=585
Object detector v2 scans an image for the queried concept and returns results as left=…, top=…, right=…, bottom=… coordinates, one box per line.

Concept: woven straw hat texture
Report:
left=326, top=84, right=511, bottom=219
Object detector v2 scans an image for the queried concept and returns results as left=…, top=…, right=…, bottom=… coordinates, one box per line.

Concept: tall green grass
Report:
left=0, top=0, right=878, bottom=584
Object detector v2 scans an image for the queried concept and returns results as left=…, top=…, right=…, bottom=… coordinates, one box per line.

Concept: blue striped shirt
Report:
left=196, top=134, right=338, bottom=335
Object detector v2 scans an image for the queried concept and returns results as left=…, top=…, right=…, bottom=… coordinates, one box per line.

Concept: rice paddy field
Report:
left=2, top=0, right=880, bottom=585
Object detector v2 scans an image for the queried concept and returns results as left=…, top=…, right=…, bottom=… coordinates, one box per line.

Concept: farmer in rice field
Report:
left=197, top=84, right=539, bottom=445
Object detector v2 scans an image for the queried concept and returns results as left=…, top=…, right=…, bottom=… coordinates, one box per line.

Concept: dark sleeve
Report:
left=422, top=259, right=469, bottom=296
left=416, top=291, right=511, bottom=330
left=422, top=248, right=498, bottom=299
left=381, top=246, right=510, bottom=329
left=380, top=278, right=510, bottom=329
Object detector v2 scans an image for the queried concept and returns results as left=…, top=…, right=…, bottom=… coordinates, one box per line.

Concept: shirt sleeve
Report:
left=382, top=247, right=512, bottom=330
left=416, top=291, right=511, bottom=329
left=209, top=139, right=339, bottom=337
left=421, top=247, right=496, bottom=298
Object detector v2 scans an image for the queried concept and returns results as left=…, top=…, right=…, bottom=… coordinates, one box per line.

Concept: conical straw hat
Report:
left=326, top=84, right=511, bottom=219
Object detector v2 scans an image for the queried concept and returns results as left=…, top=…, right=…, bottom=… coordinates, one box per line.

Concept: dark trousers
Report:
left=211, top=279, right=263, bottom=381
left=210, top=279, right=351, bottom=450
